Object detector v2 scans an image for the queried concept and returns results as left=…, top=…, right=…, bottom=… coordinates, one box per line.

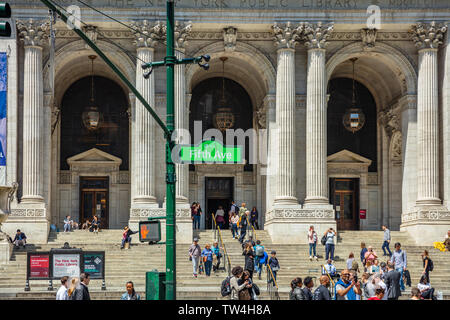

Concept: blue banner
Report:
left=0, top=52, right=6, bottom=168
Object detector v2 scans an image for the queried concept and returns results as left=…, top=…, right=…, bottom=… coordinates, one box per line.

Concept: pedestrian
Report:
left=323, top=228, right=336, bottom=262
left=67, top=277, right=79, bottom=300
left=289, top=277, right=306, bottom=300
left=335, top=269, right=362, bottom=300
left=230, top=212, right=239, bottom=239
left=367, top=286, right=385, bottom=300
left=410, top=287, right=421, bottom=300
left=268, top=250, right=280, bottom=284
left=121, top=226, right=138, bottom=249
left=307, top=225, right=318, bottom=261
left=189, top=237, right=202, bottom=278
left=322, top=259, right=339, bottom=281
left=215, top=206, right=225, bottom=229
left=238, top=202, right=248, bottom=218
left=56, top=276, right=69, bottom=300
left=242, top=242, right=255, bottom=279
left=360, top=242, right=368, bottom=269
left=201, top=244, right=214, bottom=276
left=230, top=200, right=239, bottom=216
left=421, top=250, right=432, bottom=283
left=13, top=229, right=27, bottom=248
left=364, top=246, right=378, bottom=265
left=212, top=241, right=222, bottom=272
left=418, top=274, right=435, bottom=300
left=390, top=242, right=407, bottom=291
left=250, top=207, right=259, bottom=229
left=302, top=276, right=314, bottom=300
left=381, top=225, right=392, bottom=256
left=72, top=273, right=90, bottom=300
left=384, top=261, right=401, bottom=300
left=313, top=275, right=331, bottom=300
left=121, top=281, right=140, bottom=300
left=237, top=270, right=254, bottom=300
left=238, top=211, right=249, bottom=244
left=346, top=252, right=355, bottom=271
left=230, top=266, right=247, bottom=300
left=191, top=202, right=201, bottom=230
left=254, top=240, right=265, bottom=280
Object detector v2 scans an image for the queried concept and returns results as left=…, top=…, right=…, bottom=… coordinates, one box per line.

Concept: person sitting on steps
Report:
left=89, top=215, right=100, bottom=233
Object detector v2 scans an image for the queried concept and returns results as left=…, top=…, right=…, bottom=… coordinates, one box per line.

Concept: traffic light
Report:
left=139, top=220, right=162, bottom=243
left=0, top=2, right=11, bottom=38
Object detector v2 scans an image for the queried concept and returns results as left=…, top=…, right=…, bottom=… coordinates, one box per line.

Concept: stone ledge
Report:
left=401, top=206, right=450, bottom=224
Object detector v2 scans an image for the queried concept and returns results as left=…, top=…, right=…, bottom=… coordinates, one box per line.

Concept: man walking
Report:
left=390, top=242, right=407, bottom=291
left=313, top=275, right=331, bottom=300
left=384, top=261, right=401, bottom=300
left=72, top=273, right=91, bottom=300
left=238, top=211, right=249, bottom=244
left=189, top=238, right=202, bottom=278
left=56, top=276, right=69, bottom=300
left=381, top=225, right=392, bottom=256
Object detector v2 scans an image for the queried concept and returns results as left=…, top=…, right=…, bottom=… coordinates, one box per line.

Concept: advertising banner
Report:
left=359, top=209, right=367, bottom=219
left=53, top=254, right=81, bottom=278
left=28, top=254, right=50, bottom=279
left=0, top=52, right=7, bottom=185
left=83, top=252, right=104, bottom=279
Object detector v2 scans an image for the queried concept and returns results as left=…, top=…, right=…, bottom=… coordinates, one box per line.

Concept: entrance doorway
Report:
left=80, top=177, right=109, bottom=229
left=205, top=177, right=234, bottom=230
left=329, top=178, right=359, bottom=230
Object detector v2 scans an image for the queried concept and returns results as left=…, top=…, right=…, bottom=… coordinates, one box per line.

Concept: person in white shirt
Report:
left=322, top=259, right=339, bottom=281
left=56, top=276, right=69, bottom=300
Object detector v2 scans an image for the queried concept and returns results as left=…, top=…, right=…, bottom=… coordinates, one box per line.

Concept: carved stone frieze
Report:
left=390, top=131, right=402, bottom=162
left=303, top=22, right=334, bottom=49
left=271, top=22, right=303, bottom=49
left=402, top=207, right=450, bottom=223
left=17, top=19, right=50, bottom=47
left=10, top=209, right=45, bottom=217
left=378, top=108, right=401, bottom=138
left=361, top=28, right=377, bottom=49
left=266, top=208, right=334, bottom=221
left=175, top=21, right=192, bottom=50
left=130, top=208, right=191, bottom=220
left=410, top=21, right=447, bottom=50
left=131, top=20, right=165, bottom=48
left=223, top=26, right=237, bottom=52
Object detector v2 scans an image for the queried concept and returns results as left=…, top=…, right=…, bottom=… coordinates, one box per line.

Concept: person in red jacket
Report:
left=368, top=286, right=385, bottom=300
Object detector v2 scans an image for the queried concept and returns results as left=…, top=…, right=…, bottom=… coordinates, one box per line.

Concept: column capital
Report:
left=131, top=20, right=165, bottom=49
left=271, top=22, right=303, bottom=50
left=17, top=19, right=50, bottom=48
left=175, top=21, right=192, bottom=51
left=410, top=21, right=447, bottom=50
left=303, top=22, right=334, bottom=50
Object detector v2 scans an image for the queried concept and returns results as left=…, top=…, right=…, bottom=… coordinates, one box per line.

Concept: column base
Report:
left=401, top=205, right=450, bottom=245
left=3, top=203, right=49, bottom=244
left=265, top=206, right=335, bottom=244
left=0, top=238, right=13, bottom=264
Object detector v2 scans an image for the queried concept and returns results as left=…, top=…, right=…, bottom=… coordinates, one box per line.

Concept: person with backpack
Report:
left=390, top=242, right=407, bottom=291
left=238, top=211, right=249, bottom=244
left=268, top=250, right=280, bottom=284
left=238, top=270, right=260, bottom=300
left=308, top=225, right=318, bottom=261
left=229, top=266, right=248, bottom=300
left=421, top=250, right=433, bottom=283
left=254, top=240, right=265, bottom=280
left=212, top=241, right=222, bottom=272
left=201, top=244, right=214, bottom=276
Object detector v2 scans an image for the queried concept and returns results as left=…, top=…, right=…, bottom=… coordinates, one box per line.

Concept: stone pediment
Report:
left=327, top=149, right=372, bottom=167
left=67, top=148, right=122, bottom=167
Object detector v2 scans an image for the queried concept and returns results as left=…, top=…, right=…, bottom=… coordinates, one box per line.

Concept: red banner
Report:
left=359, top=209, right=367, bottom=219
left=29, top=254, right=50, bottom=278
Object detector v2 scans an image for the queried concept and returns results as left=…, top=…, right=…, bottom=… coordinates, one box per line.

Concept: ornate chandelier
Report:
left=342, top=58, right=366, bottom=133
left=214, top=57, right=235, bottom=132
left=82, top=55, right=102, bottom=131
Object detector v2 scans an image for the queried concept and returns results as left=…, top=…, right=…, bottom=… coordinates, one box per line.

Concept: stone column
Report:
left=129, top=21, right=163, bottom=229
left=303, top=22, right=334, bottom=207
left=271, top=22, right=302, bottom=206
left=401, top=22, right=450, bottom=244
left=4, top=20, right=50, bottom=244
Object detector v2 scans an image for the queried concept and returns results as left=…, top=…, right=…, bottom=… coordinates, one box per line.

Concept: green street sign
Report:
left=178, top=140, right=243, bottom=164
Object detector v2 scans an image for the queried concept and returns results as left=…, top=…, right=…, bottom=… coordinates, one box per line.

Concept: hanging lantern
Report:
left=342, top=58, right=365, bottom=133
left=82, top=55, right=103, bottom=131
left=213, top=57, right=235, bottom=132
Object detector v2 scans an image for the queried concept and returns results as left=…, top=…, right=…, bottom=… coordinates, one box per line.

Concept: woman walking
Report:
left=67, top=277, right=79, bottom=300
left=201, top=244, right=214, bottom=276
left=230, top=212, right=239, bottom=239
left=421, top=250, right=432, bottom=283
left=230, top=266, right=248, bottom=300
left=242, top=242, right=255, bottom=279
left=289, top=277, right=306, bottom=300
left=250, top=207, right=259, bottom=230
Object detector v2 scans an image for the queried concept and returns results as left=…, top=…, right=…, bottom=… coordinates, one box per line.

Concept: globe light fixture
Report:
left=214, top=57, right=235, bottom=132
left=82, top=55, right=102, bottom=131
left=342, top=58, right=365, bottom=133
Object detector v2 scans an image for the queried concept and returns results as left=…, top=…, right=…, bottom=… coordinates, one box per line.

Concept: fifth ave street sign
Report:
left=177, top=140, right=243, bottom=164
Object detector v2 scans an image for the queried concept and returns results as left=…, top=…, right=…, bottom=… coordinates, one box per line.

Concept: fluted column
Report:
left=18, top=20, right=49, bottom=203
left=303, top=22, right=334, bottom=206
left=271, top=22, right=302, bottom=205
left=174, top=21, right=191, bottom=205
left=411, top=22, right=447, bottom=205
left=131, top=21, right=164, bottom=205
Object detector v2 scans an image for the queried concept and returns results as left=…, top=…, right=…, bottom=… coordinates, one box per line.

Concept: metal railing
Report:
left=266, top=264, right=280, bottom=300
left=212, top=213, right=232, bottom=276
left=321, top=264, right=337, bottom=298
left=245, top=215, right=257, bottom=241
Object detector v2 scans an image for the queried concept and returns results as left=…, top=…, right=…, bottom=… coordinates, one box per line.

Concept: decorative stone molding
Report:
left=368, top=173, right=378, bottom=185
left=399, top=95, right=417, bottom=112
left=174, top=21, right=192, bottom=50
left=390, top=131, right=402, bottom=163
left=378, top=108, right=401, bottom=138
left=130, top=208, right=191, bottom=219
left=271, top=22, right=303, bottom=49
left=266, top=208, right=334, bottom=221
left=131, top=20, right=164, bottom=48
left=82, top=25, right=98, bottom=45
left=303, top=22, right=334, bottom=49
left=59, top=172, right=71, bottom=185
left=119, top=172, right=130, bottom=184
left=223, top=27, right=237, bottom=52
left=10, top=209, right=45, bottom=217
left=17, top=19, right=50, bottom=47
left=410, top=21, right=447, bottom=50
left=256, top=105, right=266, bottom=129
left=56, top=30, right=133, bottom=39
left=295, top=95, right=306, bottom=109
left=361, top=28, right=377, bottom=49
left=402, top=207, right=450, bottom=224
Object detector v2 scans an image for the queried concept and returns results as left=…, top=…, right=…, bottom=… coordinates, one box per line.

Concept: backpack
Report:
left=221, top=276, right=232, bottom=297
left=255, top=245, right=264, bottom=257
left=428, top=258, right=434, bottom=272
left=321, top=235, right=327, bottom=245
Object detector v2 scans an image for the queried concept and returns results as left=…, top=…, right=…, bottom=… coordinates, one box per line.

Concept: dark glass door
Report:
left=330, top=178, right=359, bottom=230
left=80, top=177, right=109, bottom=229
left=205, top=177, right=234, bottom=230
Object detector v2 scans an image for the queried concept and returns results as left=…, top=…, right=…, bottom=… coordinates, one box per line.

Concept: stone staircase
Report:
left=0, top=229, right=448, bottom=300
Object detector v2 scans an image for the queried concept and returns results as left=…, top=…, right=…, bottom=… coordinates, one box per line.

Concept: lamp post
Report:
left=39, top=0, right=209, bottom=300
